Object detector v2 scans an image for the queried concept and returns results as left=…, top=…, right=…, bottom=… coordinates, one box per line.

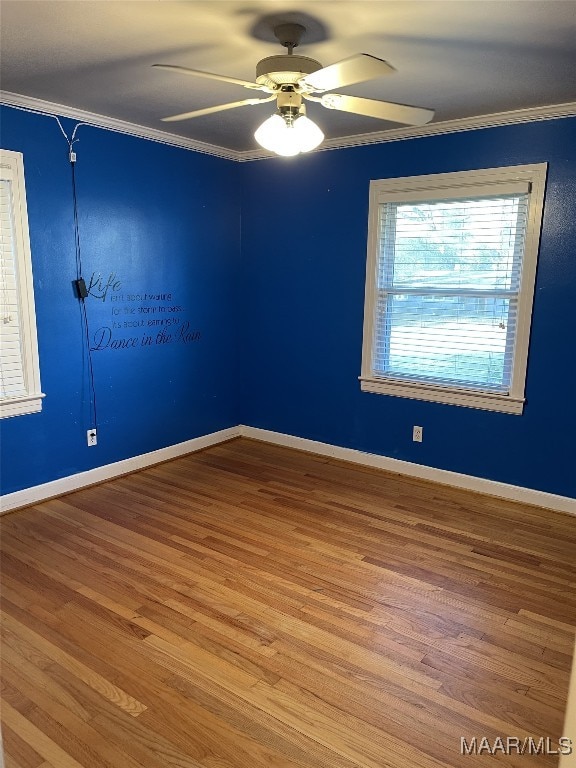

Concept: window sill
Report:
left=0, top=393, right=45, bottom=419
left=360, top=377, right=524, bottom=414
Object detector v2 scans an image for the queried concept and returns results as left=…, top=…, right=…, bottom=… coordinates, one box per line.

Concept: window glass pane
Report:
left=373, top=294, right=515, bottom=391
left=379, top=196, right=527, bottom=292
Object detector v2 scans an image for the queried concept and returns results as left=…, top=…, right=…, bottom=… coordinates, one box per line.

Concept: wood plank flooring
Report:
left=1, top=437, right=575, bottom=768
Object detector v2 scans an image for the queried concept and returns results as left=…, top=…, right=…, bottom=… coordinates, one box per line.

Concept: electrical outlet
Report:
left=413, top=425, right=423, bottom=443
left=87, top=429, right=97, bottom=447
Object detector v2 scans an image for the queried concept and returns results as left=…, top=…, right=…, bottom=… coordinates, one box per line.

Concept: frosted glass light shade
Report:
left=254, top=113, right=324, bottom=156
left=292, top=115, right=324, bottom=152
left=254, top=114, right=300, bottom=156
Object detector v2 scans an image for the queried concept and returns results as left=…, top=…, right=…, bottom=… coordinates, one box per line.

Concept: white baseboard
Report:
left=3, top=423, right=574, bottom=516
left=0, top=426, right=240, bottom=514
left=239, top=425, right=576, bottom=516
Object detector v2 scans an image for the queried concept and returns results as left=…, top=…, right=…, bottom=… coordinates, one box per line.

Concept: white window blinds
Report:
left=361, top=165, right=547, bottom=413
left=373, top=192, right=529, bottom=393
left=0, top=150, right=43, bottom=418
left=1, top=177, right=27, bottom=398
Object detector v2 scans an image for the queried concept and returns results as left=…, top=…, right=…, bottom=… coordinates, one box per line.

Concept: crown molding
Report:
left=0, top=91, right=242, bottom=161
left=238, top=101, right=576, bottom=161
left=2, top=91, right=575, bottom=163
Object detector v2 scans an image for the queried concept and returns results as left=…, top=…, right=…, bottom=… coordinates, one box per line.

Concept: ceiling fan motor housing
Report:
left=255, top=55, right=322, bottom=89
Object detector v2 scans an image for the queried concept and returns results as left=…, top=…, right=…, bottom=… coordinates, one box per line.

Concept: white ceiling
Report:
left=2, top=1, right=576, bottom=153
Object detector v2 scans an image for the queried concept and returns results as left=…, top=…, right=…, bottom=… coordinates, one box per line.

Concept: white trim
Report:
left=359, top=378, right=525, bottom=414
left=0, top=149, right=44, bottom=417
left=238, top=425, right=576, bottom=516
left=361, top=163, right=547, bottom=415
left=0, top=92, right=240, bottom=161
left=2, top=91, right=575, bottom=163
left=0, top=392, right=45, bottom=418
left=0, top=426, right=240, bottom=514
left=2, top=423, right=574, bottom=517
left=239, top=102, right=576, bottom=161
left=373, top=179, right=531, bottom=205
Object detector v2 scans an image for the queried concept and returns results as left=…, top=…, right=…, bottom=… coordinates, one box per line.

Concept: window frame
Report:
left=360, top=164, right=548, bottom=414
left=0, top=149, right=44, bottom=418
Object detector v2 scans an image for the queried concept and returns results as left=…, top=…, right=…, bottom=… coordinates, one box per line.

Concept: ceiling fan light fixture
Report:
left=254, top=112, right=324, bottom=157
left=156, top=23, right=434, bottom=144
left=292, top=114, right=324, bottom=153
left=254, top=114, right=300, bottom=156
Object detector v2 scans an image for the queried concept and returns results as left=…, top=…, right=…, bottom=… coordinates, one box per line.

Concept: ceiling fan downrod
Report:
left=273, top=23, right=306, bottom=55
left=154, top=17, right=434, bottom=140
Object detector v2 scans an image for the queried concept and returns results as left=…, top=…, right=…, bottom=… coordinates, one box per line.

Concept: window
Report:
left=1, top=149, right=43, bottom=418
left=361, top=164, right=547, bottom=414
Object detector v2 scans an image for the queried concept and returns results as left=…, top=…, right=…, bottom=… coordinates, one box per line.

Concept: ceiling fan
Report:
left=153, top=23, right=434, bottom=156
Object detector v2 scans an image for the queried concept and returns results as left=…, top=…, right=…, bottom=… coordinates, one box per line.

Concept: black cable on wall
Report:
left=56, top=118, right=99, bottom=434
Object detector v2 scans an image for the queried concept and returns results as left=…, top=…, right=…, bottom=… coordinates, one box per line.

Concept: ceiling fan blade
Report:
left=161, top=96, right=274, bottom=122
left=299, top=54, right=395, bottom=93
left=317, top=93, right=434, bottom=126
left=152, top=64, right=264, bottom=91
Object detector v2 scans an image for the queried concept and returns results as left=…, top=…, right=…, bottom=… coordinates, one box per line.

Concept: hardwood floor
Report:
left=1, top=437, right=575, bottom=768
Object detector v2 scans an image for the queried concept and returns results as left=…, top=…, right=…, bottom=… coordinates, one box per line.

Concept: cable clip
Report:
left=74, top=278, right=88, bottom=299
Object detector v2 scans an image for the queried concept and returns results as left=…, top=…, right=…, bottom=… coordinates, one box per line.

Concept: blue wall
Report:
left=1, top=106, right=241, bottom=494
left=2, top=107, right=575, bottom=499
left=240, top=118, right=576, bottom=498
